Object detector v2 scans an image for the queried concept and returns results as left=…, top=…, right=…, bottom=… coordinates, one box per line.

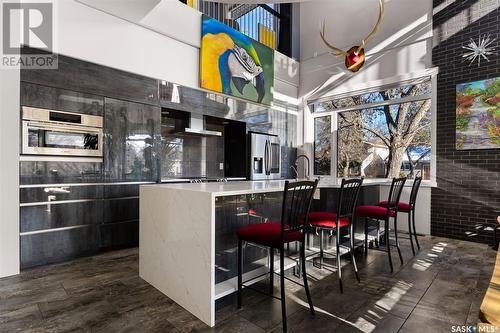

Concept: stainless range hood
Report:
left=184, top=113, right=222, bottom=137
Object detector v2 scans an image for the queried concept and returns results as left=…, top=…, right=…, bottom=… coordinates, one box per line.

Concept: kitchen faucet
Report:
left=290, top=165, right=299, bottom=179
left=291, top=154, right=310, bottom=180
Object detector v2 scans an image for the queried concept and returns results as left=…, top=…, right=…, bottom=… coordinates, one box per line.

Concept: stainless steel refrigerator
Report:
left=249, top=132, right=281, bottom=180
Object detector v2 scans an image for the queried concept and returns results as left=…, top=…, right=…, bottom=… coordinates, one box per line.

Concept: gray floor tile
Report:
left=0, top=235, right=494, bottom=333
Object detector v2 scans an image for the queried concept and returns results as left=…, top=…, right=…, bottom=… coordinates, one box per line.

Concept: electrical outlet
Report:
left=219, top=163, right=224, bottom=170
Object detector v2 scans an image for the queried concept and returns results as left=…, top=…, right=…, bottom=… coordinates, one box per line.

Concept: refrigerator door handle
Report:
left=268, top=140, right=272, bottom=176
left=267, top=140, right=272, bottom=176
left=264, top=140, right=267, bottom=175
left=264, top=139, right=269, bottom=175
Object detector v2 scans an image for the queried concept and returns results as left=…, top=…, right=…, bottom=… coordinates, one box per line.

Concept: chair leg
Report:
left=412, top=209, right=420, bottom=250
left=319, top=229, right=324, bottom=269
left=364, top=218, right=368, bottom=255
left=237, top=238, right=243, bottom=308
left=280, top=246, right=287, bottom=332
left=376, top=222, right=381, bottom=248
left=301, top=240, right=315, bottom=316
left=270, top=247, right=274, bottom=295
left=349, top=224, right=360, bottom=283
left=393, top=215, right=404, bottom=265
left=407, top=211, right=415, bottom=255
left=336, top=230, right=343, bottom=293
left=385, top=219, right=394, bottom=272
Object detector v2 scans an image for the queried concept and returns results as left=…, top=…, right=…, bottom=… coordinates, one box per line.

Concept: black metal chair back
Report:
left=337, top=178, right=364, bottom=219
left=386, top=177, right=407, bottom=212
left=409, top=176, right=422, bottom=209
left=281, top=179, right=319, bottom=237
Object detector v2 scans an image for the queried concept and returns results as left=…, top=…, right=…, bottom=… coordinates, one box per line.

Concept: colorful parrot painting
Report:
left=200, top=16, right=274, bottom=105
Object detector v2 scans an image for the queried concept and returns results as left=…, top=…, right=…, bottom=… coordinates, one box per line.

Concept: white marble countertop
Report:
left=140, top=178, right=411, bottom=196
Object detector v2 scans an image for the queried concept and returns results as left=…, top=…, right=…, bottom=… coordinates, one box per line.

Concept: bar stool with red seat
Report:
left=236, top=179, right=319, bottom=332
left=355, top=177, right=406, bottom=272
left=377, top=176, right=422, bottom=255
left=307, top=178, right=364, bottom=293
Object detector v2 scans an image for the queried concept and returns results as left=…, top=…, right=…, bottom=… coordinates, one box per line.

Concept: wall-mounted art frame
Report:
left=456, top=77, right=500, bottom=150
left=200, top=15, right=274, bottom=105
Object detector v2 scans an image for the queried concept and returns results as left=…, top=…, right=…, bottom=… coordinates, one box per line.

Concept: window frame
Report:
left=309, top=75, right=437, bottom=182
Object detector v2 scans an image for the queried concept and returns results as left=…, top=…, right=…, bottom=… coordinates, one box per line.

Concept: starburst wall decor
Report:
left=462, top=34, right=497, bottom=66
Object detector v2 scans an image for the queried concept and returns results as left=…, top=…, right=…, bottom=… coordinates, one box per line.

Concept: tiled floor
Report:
left=0, top=235, right=496, bottom=333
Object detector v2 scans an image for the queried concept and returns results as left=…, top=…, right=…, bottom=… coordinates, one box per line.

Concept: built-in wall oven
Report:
left=22, top=106, right=103, bottom=157
left=249, top=132, right=281, bottom=180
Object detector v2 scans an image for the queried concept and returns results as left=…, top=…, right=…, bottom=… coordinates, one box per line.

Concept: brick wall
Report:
left=431, top=0, right=500, bottom=244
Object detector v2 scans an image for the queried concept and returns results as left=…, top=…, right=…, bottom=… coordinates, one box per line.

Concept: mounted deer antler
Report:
left=320, top=0, right=384, bottom=72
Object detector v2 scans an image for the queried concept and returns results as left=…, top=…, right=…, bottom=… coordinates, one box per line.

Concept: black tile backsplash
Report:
left=160, top=134, right=224, bottom=179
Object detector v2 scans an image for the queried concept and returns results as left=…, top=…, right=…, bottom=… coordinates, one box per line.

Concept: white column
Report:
left=0, top=68, right=21, bottom=278
left=0, top=0, right=21, bottom=278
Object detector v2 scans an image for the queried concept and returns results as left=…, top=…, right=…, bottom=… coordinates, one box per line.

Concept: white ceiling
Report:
left=300, top=0, right=433, bottom=61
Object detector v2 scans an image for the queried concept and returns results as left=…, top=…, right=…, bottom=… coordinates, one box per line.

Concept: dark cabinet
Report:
left=20, top=160, right=102, bottom=185
left=104, top=98, right=161, bottom=182
left=19, top=160, right=103, bottom=269
left=101, top=184, right=140, bottom=249
left=21, top=226, right=99, bottom=269
left=19, top=81, right=105, bottom=269
left=102, top=99, right=160, bottom=249
left=21, top=47, right=159, bottom=106
left=215, top=193, right=283, bottom=283
left=20, top=82, right=104, bottom=116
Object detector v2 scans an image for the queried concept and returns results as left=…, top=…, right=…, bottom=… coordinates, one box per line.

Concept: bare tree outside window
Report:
left=313, top=79, right=432, bottom=179
left=314, top=116, right=331, bottom=175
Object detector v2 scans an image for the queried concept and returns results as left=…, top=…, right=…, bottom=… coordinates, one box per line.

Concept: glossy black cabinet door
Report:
left=101, top=184, right=140, bottom=249
left=21, top=82, right=104, bottom=116
left=104, top=98, right=161, bottom=182
left=20, top=161, right=103, bottom=185
left=214, top=193, right=283, bottom=283
left=21, top=47, right=159, bottom=106
left=21, top=226, right=99, bottom=269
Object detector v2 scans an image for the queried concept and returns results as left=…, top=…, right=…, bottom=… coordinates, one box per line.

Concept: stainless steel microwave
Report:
left=21, top=106, right=103, bottom=157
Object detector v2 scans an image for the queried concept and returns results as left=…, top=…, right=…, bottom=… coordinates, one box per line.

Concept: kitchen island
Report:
left=139, top=179, right=425, bottom=327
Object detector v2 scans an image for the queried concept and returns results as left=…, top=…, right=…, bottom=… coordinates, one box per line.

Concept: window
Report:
left=311, top=78, right=433, bottom=179
left=314, top=116, right=331, bottom=175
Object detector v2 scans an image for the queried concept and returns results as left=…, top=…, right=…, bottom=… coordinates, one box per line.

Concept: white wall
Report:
left=57, top=0, right=200, bottom=89
left=0, top=68, right=20, bottom=278
left=62, top=0, right=299, bottom=98
left=0, top=0, right=20, bottom=277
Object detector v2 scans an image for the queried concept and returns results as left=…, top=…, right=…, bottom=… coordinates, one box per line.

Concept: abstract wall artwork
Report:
left=456, top=77, right=500, bottom=150
left=200, top=15, right=274, bottom=105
